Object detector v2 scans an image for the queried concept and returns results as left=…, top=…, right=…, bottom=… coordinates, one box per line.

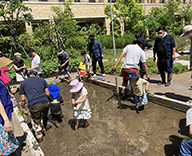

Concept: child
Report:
left=127, top=71, right=149, bottom=113
left=70, top=79, right=91, bottom=131
left=81, top=51, right=92, bottom=78
left=48, top=84, right=64, bottom=127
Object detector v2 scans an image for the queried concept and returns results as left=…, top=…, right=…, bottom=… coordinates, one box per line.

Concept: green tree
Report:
left=0, top=0, right=33, bottom=52
left=180, top=5, right=192, bottom=25
left=104, top=0, right=144, bottom=34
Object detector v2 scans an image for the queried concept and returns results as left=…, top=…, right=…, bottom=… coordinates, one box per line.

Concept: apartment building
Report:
left=7, top=0, right=192, bottom=34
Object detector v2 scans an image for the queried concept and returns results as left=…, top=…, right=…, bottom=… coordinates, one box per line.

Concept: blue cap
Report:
left=48, top=84, right=61, bottom=99
left=126, top=71, right=140, bottom=79
left=133, top=38, right=146, bottom=45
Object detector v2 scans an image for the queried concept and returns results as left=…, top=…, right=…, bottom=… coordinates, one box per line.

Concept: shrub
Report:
left=99, top=33, right=135, bottom=49
left=174, top=27, right=183, bottom=36
left=173, top=63, right=188, bottom=73
left=176, top=36, right=191, bottom=51
left=146, top=57, right=158, bottom=74
left=65, top=36, right=86, bottom=50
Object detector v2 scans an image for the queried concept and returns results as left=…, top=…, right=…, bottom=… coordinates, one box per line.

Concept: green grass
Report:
left=104, top=48, right=123, bottom=60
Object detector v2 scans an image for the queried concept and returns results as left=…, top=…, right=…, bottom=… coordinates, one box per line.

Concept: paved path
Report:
left=96, top=72, right=192, bottom=103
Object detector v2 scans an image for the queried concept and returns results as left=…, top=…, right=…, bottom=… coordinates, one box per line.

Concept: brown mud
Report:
left=16, top=82, right=188, bottom=156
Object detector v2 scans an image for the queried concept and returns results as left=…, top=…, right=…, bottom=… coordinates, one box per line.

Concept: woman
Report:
left=12, top=53, right=27, bottom=86
left=70, top=79, right=91, bottom=131
left=0, top=80, right=19, bottom=156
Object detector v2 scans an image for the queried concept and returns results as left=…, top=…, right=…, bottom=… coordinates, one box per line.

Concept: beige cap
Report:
left=180, top=25, right=192, bottom=37
left=14, top=52, right=21, bottom=56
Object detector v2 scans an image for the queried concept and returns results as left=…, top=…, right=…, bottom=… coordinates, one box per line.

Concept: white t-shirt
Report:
left=186, top=108, right=192, bottom=127
left=32, top=55, right=41, bottom=74
left=121, top=44, right=146, bottom=69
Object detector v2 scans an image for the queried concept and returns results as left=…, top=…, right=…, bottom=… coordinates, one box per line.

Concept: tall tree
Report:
left=180, top=4, right=192, bottom=25
left=104, top=0, right=144, bottom=34
left=0, top=0, right=33, bottom=51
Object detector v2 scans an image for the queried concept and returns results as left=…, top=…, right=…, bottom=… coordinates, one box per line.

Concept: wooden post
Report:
left=115, top=77, right=119, bottom=94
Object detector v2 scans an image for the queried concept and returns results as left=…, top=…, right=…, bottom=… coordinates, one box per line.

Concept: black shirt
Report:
left=13, top=60, right=25, bottom=73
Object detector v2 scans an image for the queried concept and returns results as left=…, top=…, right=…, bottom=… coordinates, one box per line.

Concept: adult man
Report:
left=19, top=69, right=51, bottom=142
left=89, top=34, right=105, bottom=77
left=27, top=48, right=41, bottom=77
left=180, top=25, right=192, bottom=90
left=179, top=108, right=192, bottom=155
left=55, top=49, right=71, bottom=80
left=153, top=27, right=176, bottom=87
left=113, top=38, right=150, bottom=96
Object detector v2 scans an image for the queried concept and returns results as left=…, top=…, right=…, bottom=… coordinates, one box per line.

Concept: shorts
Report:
left=30, top=102, right=50, bottom=135
left=57, top=64, right=69, bottom=72
left=122, top=68, right=139, bottom=83
left=86, top=65, right=91, bottom=74
left=134, top=93, right=148, bottom=105
left=16, top=72, right=27, bottom=82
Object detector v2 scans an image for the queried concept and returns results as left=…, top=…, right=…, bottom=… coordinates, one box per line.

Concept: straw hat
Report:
left=0, top=51, right=12, bottom=68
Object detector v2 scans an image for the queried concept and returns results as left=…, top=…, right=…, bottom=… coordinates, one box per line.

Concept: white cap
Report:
left=14, top=52, right=21, bottom=56
left=180, top=25, right=192, bottom=37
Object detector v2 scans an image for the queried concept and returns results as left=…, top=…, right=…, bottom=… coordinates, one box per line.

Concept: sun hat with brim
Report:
left=70, top=79, right=83, bottom=93
left=48, top=84, right=61, bottom=99
left=126, top=71, right=140, bottom=79
left=0, top=51, right=13, bottom=69
left=180, top=25, right=192, bottom=37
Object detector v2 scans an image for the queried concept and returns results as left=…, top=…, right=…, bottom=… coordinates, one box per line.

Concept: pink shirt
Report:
left=0, top=68, right=11, bottom=84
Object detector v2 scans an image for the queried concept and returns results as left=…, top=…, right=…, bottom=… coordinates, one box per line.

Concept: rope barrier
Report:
left=92, top=112, right=165, bottom=156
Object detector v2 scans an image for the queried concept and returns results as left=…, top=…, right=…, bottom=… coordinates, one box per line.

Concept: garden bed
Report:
left=15, top=82, right=187, bottom=156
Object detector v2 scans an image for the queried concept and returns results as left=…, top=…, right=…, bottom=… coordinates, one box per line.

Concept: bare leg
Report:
left=75, top=119, right=79, bottom=131
left=56, top=70, right=59, bottom=79
left=136, top=103, right=139, bottom=110
left=122, top=81, right=127, bottom=96
left=67, top=71, right=72, bottom=81
left=83, top=119, right=88, bottom=128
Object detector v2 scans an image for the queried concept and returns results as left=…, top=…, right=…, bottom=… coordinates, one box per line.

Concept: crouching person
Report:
left=19, top=69, right=51, bottom=143
left=179, top=108, right=192, bottom=156
left=48, top=84, right=63, bottom=128
left=128, top=71, right=149, bottom=113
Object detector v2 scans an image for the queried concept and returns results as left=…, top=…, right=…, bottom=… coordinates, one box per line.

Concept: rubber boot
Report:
left=158, top=72, right=166, bottom=85
left=165, top=72, right=172, bottom=87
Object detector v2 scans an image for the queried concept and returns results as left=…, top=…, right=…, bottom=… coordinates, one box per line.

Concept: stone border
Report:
left=88, top=78, right=191, bottom=112
left=13, top=107, right=44, bottom=156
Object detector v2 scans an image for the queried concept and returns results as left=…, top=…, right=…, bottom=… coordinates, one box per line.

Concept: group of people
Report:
left=1, top=25, right=192, bottom=155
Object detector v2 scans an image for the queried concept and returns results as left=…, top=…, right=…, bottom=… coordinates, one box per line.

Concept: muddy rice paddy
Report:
left=16, top=82, right=188, bottom=156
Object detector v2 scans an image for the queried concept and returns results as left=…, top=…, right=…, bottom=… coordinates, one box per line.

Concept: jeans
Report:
left=92, top=57, right=105, bottom=74
left=180, top=139, right=192, bottom=156
left=134, top=93, right=148, bottom=105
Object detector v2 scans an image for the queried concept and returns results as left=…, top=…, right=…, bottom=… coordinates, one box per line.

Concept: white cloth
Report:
left=32, top=55, right=41, bottom=74
left=186, top=108, right=192, bottom=127
left=16, top=72, right=27, bottom=82
left=122, top=44, right=146, bottom=69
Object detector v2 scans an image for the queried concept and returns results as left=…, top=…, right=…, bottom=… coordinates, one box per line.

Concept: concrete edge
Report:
left=13, top=107, right=44, bottom=156
left=88, top=78, right=191, bottom=112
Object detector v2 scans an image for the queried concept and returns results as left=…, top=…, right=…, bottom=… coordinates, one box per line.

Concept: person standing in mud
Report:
left=113, top=39, right=150, bottom=99
left=179, top=108, right=192, bottom=155
left=153, top=27, right=176, bottom=87
left=19, top=69, right=52, bottom=142
left=70, top=79, right=91, bottom=131
left=135, top=33, right=152, bottom=78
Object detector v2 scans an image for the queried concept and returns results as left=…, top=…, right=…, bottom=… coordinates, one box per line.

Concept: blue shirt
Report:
left=89, top=40, right=103, bottom=58
left=0, top=82, right=13, bottom=125
left=19, top=77, right=49, bottom=110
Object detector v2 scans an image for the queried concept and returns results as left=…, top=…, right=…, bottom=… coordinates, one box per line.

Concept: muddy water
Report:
left=17, top=82, right=187, bottom=156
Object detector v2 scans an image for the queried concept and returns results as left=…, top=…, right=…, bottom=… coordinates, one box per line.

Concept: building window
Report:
left=39, top=0, right=47, bottom=1
left=183, top=0, right=186, bottom=3
left=160, top=0, right=165, bottom=3
left=74, top=0, right=80, bottom=2
left=89, top=0, right=95, bottom=2
left=108, top=0, right=116, bottom=2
